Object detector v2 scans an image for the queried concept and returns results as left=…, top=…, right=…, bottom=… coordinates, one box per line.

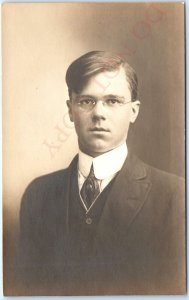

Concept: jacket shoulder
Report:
left=22, top=155, right=78, bottom=198
left=129, top=153, right=184, bottom=185
left=130, top=154, right=185, bottom=201
left=139, top=159, right=185, bottom=212
left=23, top=168, right=69, bottom=196
left=20, top=155, right=78, bottom=215
left=148, top=163, right=185, bottom=191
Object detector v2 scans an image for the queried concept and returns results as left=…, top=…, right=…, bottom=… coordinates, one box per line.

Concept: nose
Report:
left=91, top=100, right=106, bottom=121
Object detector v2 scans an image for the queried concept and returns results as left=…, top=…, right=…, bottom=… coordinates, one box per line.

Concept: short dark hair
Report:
left=65, top=51, right=138, bottom=101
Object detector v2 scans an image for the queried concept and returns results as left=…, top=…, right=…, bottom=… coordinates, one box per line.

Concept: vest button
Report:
left=86, top=217, right=92, bottom=225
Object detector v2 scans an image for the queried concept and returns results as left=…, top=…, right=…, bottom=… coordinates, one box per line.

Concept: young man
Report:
left=19, top=51, right=185, bottom=295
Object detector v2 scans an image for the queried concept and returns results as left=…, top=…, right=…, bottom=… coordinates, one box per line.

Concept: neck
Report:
left=79, top=149, right=107, bottom=158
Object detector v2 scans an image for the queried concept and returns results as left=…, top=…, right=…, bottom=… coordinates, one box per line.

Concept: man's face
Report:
left=67, top=67, right=140, bottom=157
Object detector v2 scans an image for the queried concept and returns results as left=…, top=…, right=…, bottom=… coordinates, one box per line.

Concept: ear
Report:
left=130, top=100, right=140, bottom=123
left=66, top=100, right=74, bottom=122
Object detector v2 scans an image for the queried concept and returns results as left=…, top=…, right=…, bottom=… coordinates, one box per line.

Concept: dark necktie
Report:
left=80, top=164, right=100, bottom=210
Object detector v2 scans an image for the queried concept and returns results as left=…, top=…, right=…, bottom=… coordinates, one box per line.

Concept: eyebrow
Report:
left=75, top=94, right=125, bottom=100
left=103, top=94, right=125, bottom=100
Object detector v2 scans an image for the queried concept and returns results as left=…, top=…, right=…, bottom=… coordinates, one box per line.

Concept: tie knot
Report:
left=88, top=163, right=95, bottom=179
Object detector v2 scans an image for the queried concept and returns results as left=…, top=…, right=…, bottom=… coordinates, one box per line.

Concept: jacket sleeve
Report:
left=19, top=179, right=46, bottom=285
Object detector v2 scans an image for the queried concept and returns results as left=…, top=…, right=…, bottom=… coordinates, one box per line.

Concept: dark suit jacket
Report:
left=19, top=153, right=185, bottom=295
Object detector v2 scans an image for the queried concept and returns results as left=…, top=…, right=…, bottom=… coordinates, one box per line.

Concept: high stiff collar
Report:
left=78, top=143, right=128, bottom=180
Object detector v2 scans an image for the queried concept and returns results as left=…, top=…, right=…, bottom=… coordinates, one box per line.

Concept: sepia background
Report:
left=3, top=3, right=185, bottom=294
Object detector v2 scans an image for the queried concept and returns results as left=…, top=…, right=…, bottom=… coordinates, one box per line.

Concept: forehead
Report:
left=80, top=67, right=131, bottom=98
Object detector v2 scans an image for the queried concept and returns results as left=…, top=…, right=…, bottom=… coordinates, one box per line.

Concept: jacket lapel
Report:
left=95, top=153, right=152, bottom=237
left=61, top=155, right=79, bottom=235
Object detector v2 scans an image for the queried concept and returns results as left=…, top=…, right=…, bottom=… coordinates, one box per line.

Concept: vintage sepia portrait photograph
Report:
left=3, top=2, right=185, bottom=296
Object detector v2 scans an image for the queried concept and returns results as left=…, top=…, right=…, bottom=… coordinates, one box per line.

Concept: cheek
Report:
left=72, top=112, right=87, bottom=130
left=114, top=114, right=131, bottom=136
left=72, top=111, right=81, bottom=125
left=114, top=111, right=131, bottom=126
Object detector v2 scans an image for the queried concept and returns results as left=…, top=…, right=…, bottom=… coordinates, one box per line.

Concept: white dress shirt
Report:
left=78, top=143, right=128, bottom=194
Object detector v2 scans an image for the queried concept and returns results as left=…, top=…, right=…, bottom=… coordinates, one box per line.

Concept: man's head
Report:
left=66, top=51, right=140, bottom=157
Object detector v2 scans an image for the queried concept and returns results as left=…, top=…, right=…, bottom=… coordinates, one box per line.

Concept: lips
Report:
left=90, top=127, right=110, bottom=132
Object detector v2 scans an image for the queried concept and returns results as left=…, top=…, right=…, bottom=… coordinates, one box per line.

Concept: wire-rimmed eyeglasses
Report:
left=72, top=95, right=132, bottom=112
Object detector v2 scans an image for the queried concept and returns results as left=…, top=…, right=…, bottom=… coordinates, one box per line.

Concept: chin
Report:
left=80, top=137, right=123, bottom=155
left=88, top=144, right=114, bottom=156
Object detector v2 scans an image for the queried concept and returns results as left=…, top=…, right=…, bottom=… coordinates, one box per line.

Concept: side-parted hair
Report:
left=65, top=51, right=138, bottom=101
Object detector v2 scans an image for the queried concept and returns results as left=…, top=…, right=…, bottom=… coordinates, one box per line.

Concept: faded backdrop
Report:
left=3, top=2, right=185, bottom=293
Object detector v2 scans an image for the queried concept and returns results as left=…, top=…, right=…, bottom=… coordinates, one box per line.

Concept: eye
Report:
left=81, top=99, right=93, bottom=105
left=79, top=98, right=94, bottom=106
left=106, top=98, right=121, bottom=105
